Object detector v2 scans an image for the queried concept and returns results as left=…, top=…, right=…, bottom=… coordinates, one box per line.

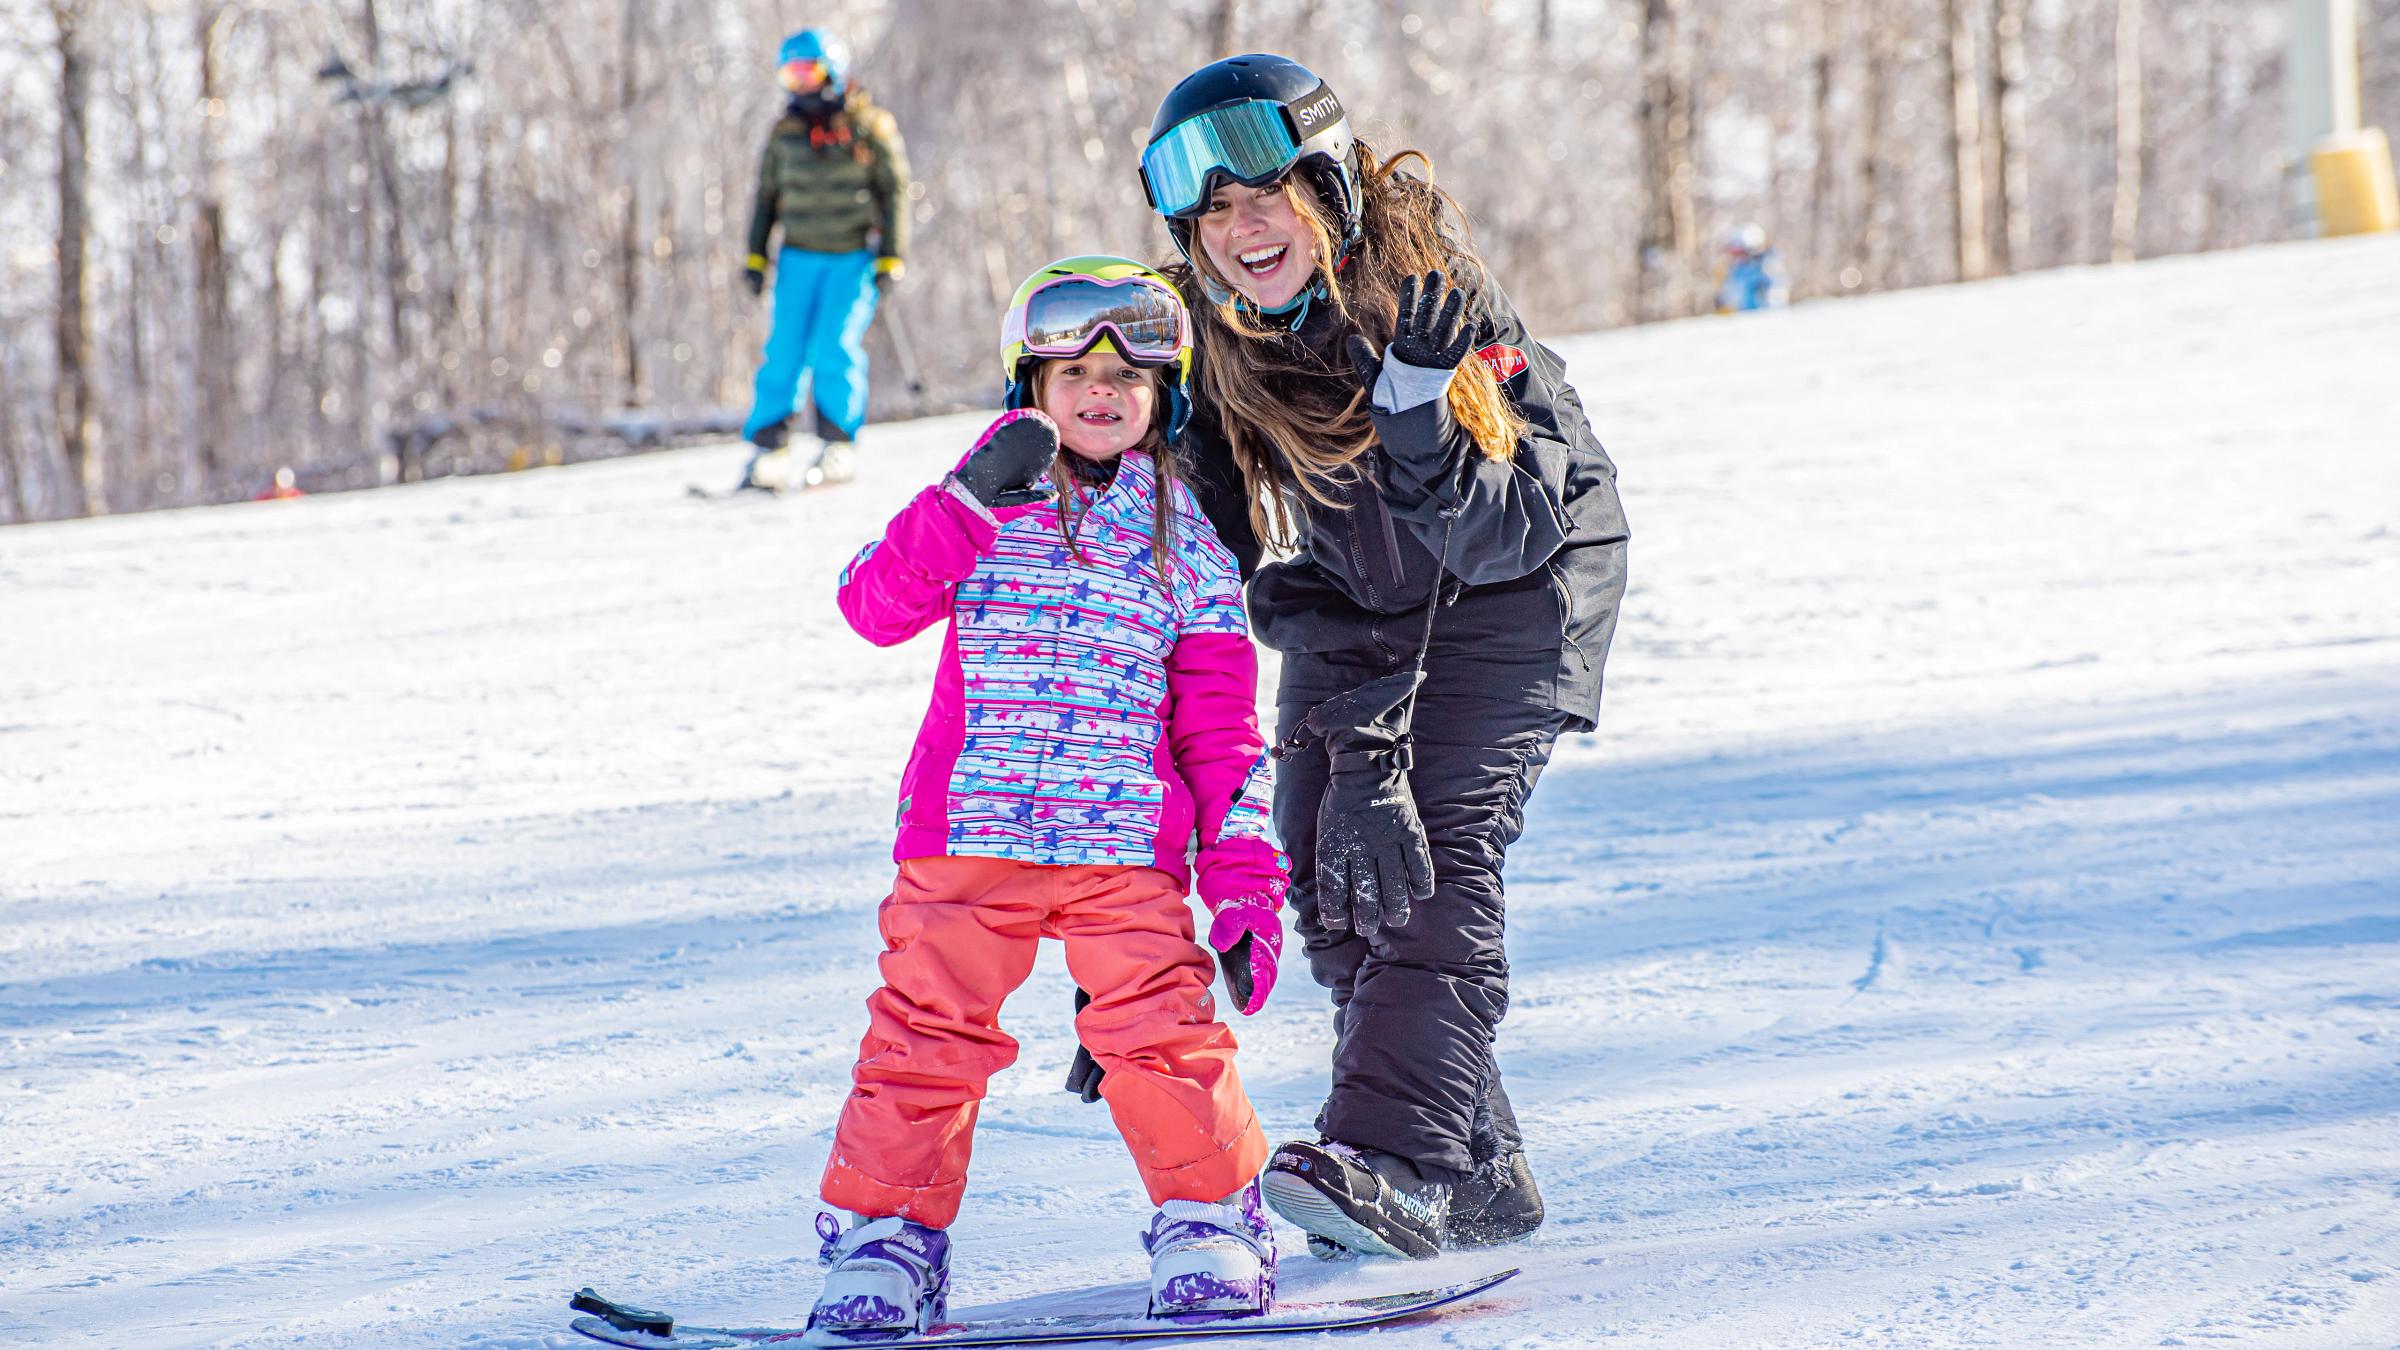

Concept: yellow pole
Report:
left=2311, top=128, right=2400, bottom=236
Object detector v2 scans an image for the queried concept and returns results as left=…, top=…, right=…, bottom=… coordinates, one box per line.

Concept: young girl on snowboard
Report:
left=808, top=257, right=1288, bottom=1339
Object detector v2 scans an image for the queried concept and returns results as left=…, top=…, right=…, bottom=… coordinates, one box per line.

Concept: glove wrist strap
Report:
left=1328, top=740, right=1411, bottom=774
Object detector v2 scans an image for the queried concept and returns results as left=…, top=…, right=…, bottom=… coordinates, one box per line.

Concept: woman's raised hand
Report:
left=1388, top=270, right=1473, bottom=369
left=955, top=408, right=1058, bottom=508
left=1345, top=269, right=1474, bottom=393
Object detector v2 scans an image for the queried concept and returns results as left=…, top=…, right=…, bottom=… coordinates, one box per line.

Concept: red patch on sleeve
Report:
left=1475, top=343, right=1528, bottom=382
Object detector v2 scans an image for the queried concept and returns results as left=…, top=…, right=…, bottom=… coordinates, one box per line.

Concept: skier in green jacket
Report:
left=736, top=28, right=910, bottom=490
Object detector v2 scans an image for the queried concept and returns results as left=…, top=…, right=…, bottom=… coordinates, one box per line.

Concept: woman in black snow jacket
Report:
left=1135, top=54, right=1630, bottom=1261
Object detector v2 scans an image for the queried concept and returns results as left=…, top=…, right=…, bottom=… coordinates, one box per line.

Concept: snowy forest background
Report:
left=3, top=0, right=2398, bottom=524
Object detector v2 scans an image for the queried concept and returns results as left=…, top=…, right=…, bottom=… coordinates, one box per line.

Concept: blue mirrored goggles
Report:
left=1141, top=100, right=1307, bottom=219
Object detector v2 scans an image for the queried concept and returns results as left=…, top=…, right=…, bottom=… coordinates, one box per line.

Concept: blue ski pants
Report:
left=743, top=246, right=878, bottom=443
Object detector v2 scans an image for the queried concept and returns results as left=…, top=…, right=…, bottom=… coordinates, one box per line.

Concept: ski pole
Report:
left=881, top=294, right=928, bottom=396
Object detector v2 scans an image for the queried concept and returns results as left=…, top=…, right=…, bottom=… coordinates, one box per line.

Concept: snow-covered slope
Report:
left=4, top=237, right=2397, bottom=1348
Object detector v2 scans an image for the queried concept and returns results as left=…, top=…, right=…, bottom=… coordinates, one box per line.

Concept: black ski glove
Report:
left=955, top=411, right=1057, bottom=509
left=1292, top=670, right=1435, bottom=938
left=1345, top=268, right=1475, bottom=391
left=1064, top=986, right=1105, bottom=1104
left=742, top=262, right=767, bottom=299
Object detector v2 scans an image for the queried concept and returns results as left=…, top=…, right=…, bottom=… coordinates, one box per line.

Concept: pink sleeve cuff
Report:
left=1195, top=838, right=1289, bottom=915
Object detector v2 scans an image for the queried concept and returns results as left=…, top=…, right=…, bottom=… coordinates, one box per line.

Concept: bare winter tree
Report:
left=1854, top=0, right=1898, bottom=291
left=51, top=0, right=99, bottom=516
left=2201, top=0, right=2229, bottom=250
left=1636, top=0, right=1698, bottom=321
left=1806, top=0, right=1838, bottom=293
left=616, top=0, right=645, bottom=403
left=2112, top=0, right=2145, bottom=262
left=1987, top=0, right=2032, bottom=270
left=1208, top=0, right=1240, bottom=61
left=1947, top=0, right=1989, bottom=281
left=194, top=3, right=236, bottom=497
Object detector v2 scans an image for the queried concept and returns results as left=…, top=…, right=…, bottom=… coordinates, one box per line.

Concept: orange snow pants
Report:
left=820, top=856, right=1269, bottom=1229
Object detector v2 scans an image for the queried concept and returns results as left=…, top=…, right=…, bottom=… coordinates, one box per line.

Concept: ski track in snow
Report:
left=3, top=238, right=2397, bottom=1347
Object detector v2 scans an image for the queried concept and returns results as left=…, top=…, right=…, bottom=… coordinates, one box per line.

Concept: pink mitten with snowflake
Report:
left=1207, top=893, right=1285, bottom=1016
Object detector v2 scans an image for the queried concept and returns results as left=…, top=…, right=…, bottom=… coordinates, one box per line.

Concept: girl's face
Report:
left=1193, top=178, right=1318, bottom=310
left=1039, top=348, right=1158, bottom=463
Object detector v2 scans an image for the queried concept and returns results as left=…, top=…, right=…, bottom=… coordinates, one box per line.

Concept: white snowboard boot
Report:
left=1143, top=1176, right=1277, bottom=1317
left=807, top=1212, right=950, bottom=1337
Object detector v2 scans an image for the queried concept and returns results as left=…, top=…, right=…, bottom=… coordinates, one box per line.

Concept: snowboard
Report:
left=568, top=1266, right=1517, bottom=1348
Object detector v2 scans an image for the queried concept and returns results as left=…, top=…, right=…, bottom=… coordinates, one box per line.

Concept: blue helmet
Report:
left=776, top=29, right=848, bottom=96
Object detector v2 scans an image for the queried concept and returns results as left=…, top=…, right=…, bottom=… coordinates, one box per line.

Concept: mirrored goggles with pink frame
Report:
left=1006, top=275, right=1190, bottom=367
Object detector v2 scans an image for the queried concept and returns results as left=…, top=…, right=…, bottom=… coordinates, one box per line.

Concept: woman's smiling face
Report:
left=1038, top=348, right=1158, bottom=463
left=1193, top=178, right=1318, bottom=310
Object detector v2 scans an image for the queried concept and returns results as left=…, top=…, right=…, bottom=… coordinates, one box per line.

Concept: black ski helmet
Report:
left=1141, top=54, right=1363, bottom=290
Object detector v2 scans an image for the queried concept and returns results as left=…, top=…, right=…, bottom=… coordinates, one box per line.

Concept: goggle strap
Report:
left=1280, top=81, right=1343, bottom=143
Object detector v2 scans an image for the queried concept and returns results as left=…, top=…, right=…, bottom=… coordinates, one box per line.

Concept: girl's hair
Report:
left=1173, top=142, right=1528, bottom=551
left=1026, top=355, right=1181, bottom=572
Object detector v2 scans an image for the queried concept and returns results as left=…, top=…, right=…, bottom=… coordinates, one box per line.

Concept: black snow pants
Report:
left=1273, top=663, right=1573, bottom=1183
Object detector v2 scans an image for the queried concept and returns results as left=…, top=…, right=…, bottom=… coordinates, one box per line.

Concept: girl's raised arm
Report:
left=835, top=479, right=999, bottom=646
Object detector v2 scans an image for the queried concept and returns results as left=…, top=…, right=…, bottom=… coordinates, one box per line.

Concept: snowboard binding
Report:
left=807, top=1212, right=952, bottom=1341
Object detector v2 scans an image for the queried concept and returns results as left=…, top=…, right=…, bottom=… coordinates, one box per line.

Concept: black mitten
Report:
left=956, top=412, right=1058, bottom=509
left=1063, top=986, right=1105, bottom=1104
left=1293, top=671, right=1435, bottom=937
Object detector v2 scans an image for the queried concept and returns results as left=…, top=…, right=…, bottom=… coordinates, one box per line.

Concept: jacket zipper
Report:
left=1340, top=486, right=1409, bottom=664
left=1340, top=481, right=1385, bottom=611
left=1550, top=564, right=1590, bottom=671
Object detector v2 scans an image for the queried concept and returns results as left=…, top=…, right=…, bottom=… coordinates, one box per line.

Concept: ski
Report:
left=568, top=1267, right=1516, bottom=1348
left=686, top=482, right=791, bottom=501
left=685, top=465, right=852, bottom=501
left=688, top=438, right=855, bottom=500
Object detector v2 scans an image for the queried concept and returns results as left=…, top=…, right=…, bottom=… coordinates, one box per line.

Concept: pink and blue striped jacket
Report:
left=836, top=420, right=1285, bottom=913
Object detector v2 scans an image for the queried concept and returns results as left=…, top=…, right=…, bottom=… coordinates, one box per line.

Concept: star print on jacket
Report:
left=836, top=445, right=1286, bottom=912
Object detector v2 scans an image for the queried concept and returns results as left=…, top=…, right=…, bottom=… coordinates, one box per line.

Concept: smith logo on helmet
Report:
left=1291, top=84, right=1343, bottom=136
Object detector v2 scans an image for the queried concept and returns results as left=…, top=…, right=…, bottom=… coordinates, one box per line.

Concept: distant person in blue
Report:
left=1714, top=224, right=1789, bottom=314
left=735, top=29, right=911, bottom=491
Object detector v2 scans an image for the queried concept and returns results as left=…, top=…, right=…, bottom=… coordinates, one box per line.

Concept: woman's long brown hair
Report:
left=1026, top=358, right=1181, bottom=573
left=1171, top=142, right=1528, bottom=552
